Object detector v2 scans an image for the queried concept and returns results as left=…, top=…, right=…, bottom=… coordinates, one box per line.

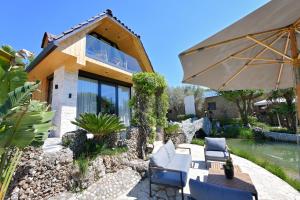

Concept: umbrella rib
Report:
left=180, top=27, right=288, bottom=56
left=230, top=56, right=288, bottom=63
left=276, top=32, right=290, bottom=90
left=184, top=30, right=284, bottom=81
left=218, top=31, right=287, bottom=90
left=246, top=35, right=292, bottom=60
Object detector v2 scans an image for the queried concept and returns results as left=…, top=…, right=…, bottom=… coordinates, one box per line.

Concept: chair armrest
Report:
left=149, top=165, right=184, bottom=187
left=149, top=165, right=183, bottom=174
left=176, top=146, right=191, bottom=155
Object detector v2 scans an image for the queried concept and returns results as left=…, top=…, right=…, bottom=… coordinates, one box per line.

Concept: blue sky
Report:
left=1, top=0, right=268, bottom=86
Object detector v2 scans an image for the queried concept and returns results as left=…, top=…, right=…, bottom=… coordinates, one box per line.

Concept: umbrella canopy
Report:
left=179, top=0, right=300, bottom=91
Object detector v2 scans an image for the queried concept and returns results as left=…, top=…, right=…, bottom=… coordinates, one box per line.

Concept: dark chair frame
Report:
left=149, top=146, right=191, bottom=200
left=204, top=144, right=230, bottom=168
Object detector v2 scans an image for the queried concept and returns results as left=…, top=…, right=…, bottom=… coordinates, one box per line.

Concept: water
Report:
left=227, top=139, right=300, bottom=180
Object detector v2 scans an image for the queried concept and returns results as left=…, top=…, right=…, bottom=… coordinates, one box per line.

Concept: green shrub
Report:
left=164, top=123, right=180, bottom=135
left=251, top=121, right=271, bottom=131
left=176, top=114, right=196, bottom=121
left=72, top=113, right=125, bottom=147
left=248, top=116, right=258, bottom=125
left=191, top=138, right=205, bottom=146
left=219, top=118, right=242, bottom=126
left=222, top=126, right=241, bottom=138
left=239, top=128, right=253, bottom=139
left=269, top=127, right=295, bottom=134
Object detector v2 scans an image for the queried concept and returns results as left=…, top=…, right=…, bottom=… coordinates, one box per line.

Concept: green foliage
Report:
left=167, top=86, right=204, bottom=120
left=72, top=113, right=125, bottom=140
left=0, top=82, right=54, bottom=150
left=75, top=155, right=89, bottom=177
left=269, top=127, right=295, bottom=134
left=0, top=46, right=53, bottom=199
left=176, top=114, right=196, bottom=121
left=80, top=140, right=128, bottom=159
left=191, top=138, right=205, bottom=146
left=164, top=123, right=180, bottom=135
left=222, top=126, right=253, bottom=139
left=220, top=90, right=263, bottom=125
left=130, top=72, right=169, bottom=158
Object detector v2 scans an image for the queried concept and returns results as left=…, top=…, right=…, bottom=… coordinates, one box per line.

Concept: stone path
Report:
left=118, top=143, right=300, bottom=200
left=50, top=167, right=141, bottom=200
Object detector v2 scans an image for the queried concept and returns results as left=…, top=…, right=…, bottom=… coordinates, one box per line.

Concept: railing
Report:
left=86, top=35, right=142, bottom=73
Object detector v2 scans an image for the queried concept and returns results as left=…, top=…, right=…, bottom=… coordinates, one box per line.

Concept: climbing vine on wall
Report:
left=130, top=72, right=168, bottom=159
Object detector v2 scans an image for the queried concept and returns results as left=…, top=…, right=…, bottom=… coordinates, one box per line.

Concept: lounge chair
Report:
left=149, top=140, right=192, bottom=200
left=189, top=179, right=253, bottom=200
left=204, top=137, right=230, bottom=168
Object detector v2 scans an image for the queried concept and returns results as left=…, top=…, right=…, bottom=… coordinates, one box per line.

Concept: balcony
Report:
left=86, top=35, right=142, bottom=73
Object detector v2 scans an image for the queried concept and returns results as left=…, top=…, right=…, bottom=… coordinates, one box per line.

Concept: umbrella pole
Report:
left=290, top=28, right=300, bottom=177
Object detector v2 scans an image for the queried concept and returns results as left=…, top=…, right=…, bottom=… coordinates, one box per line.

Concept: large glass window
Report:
left=101, top=83, right=116, bottom=114
left=76, top=76, right=131, bottom=126
left=118, top=86, right=130, bottom=126
left=77, top=77, right=99, bottom=117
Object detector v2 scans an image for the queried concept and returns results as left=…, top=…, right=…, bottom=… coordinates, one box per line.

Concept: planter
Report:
left=223, top=165, right=234, bottom=179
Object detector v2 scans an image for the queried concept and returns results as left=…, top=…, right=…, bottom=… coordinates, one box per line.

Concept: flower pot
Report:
left=223, top=165, right=234, bottom=179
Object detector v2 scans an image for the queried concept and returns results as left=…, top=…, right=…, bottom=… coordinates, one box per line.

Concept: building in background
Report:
left=204, top=95, right=240, bottom=120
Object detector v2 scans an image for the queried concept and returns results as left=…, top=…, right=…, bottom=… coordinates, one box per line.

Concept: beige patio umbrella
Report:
left=179, top=0, right=300, bottom=122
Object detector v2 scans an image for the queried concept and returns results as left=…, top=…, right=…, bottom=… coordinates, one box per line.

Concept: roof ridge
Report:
left=44, top=9, right=140, bottom=47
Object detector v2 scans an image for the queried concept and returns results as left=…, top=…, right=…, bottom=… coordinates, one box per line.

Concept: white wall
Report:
left=51, top=66, right=78, bottom=137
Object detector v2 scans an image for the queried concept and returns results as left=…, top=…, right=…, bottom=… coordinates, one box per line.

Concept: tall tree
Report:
left=268, top=88, right=296, bottom=132
left=220, top=90, right=263, bottom=126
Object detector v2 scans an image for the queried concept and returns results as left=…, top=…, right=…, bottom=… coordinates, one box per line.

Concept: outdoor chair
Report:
left=189, top=179, right=252, bottom=200
left=149, top=140, right=192, bottom=200
left=204, top=137, right=230, bottom=168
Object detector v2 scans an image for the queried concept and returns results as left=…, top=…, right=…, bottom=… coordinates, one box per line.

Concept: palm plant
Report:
left=72, top=113, right=125, bottom=142
left=0, top=46, right=54, bottom=200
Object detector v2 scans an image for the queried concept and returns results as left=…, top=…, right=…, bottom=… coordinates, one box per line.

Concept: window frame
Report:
left=78, top=71, right=131, bottom=116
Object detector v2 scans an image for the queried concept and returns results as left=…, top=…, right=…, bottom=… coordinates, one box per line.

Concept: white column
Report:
left=51, top=66, right=78, bottom=137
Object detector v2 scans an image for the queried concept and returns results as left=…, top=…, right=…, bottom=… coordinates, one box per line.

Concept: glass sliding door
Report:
left=76, top=75, right=131, bottom=126
left=100, top=83, right=116, bottom=114
left=77, top=77, right=99, bottom=117
left=118, top=86, right=130, bottom=126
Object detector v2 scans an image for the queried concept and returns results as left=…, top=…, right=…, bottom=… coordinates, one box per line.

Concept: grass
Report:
left=191, top=138, right=300, bottom=191
left=97, top=146, right=128, bottom=156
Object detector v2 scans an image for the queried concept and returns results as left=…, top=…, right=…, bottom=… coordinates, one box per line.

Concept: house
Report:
left=26, top=9, right=154, bottom=137
left=204, top=95, right=240, bottom=120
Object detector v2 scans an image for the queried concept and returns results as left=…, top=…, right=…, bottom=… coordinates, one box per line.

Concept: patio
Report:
left=117, top=143, right=300, bottom=200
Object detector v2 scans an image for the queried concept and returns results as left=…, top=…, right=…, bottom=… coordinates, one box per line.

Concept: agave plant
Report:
left=0, top=46, right=53, bottom=200
left=72, top=113, right=125, bottom=141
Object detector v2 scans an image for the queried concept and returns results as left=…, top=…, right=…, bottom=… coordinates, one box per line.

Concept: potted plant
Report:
left=223, top=157, right=234, bottom=179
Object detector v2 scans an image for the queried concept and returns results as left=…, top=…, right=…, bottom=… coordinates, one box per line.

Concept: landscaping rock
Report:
left=6, top=147, right=73, bottom=200
left=62, top=129, right=87, bottom=157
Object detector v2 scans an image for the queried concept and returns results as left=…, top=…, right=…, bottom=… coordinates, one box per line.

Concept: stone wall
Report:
left=264, top=132, right=299, bottom=143
left=6, top=147, right=73, bottom=200
left=6, top=127, right=146, bottom=200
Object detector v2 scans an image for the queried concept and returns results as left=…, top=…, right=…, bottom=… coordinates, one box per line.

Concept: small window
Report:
left=208, top=102, right=216, bottom=110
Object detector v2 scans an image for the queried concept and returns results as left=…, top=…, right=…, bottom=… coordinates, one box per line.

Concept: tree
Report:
left=268, top=88, right=296, bottom=132
left=130, top=72, right=168, bottom=159
left=220, top=90, right=263, bottom=126
left=167, top=85, right=204, bottom=120
left=0, top=46, right=53, bottom=199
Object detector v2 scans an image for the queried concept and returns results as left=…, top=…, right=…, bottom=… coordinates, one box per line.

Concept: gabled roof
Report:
left=41, top=9, right=140, bottom=48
